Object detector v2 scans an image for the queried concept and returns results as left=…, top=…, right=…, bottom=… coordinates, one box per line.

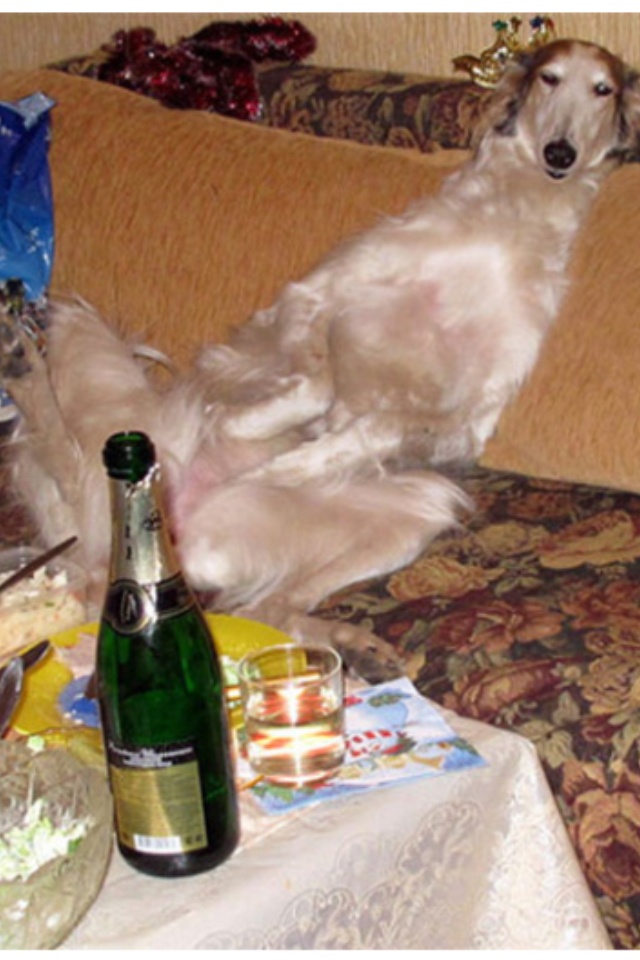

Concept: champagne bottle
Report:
left=96, top=430, right=239, bottom=878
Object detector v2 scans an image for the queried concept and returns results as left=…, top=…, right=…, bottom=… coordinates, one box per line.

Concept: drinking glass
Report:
left=238, top=643, right=345, bottom=785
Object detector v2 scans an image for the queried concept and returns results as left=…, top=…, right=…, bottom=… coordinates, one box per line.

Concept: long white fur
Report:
left=7, top=40, right=640, bottom=677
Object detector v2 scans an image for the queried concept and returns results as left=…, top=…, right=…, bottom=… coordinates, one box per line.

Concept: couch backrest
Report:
left=0, top=68, right=467, bottom=367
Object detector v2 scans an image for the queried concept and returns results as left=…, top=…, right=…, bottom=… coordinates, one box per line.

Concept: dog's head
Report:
left=476, top=39, right=640, bottom=179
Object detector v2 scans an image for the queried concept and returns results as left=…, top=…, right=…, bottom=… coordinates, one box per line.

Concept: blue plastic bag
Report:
left=0, top=92, right=54, bottom=430
left=0, top=92, right=55, bottom=301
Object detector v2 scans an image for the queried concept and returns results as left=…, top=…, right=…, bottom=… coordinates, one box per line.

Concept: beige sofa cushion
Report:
left=0, top=68, right=465, bottom=367
left=480, top=164, right=640, bottom=494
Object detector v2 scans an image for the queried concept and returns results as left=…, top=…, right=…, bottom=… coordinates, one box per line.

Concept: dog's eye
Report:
left=594, top=81, right=614, bottom=97
left=539, top=71, right=560, bottom=88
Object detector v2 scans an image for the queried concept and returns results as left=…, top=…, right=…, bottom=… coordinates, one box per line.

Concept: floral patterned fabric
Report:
left=320, top=464, right=640, bottom=950
left=257, top=63, right=488, bottom=152
left=3, top=435, right=640, bottom=946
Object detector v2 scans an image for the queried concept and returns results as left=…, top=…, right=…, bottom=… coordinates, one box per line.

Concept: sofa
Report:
left=2, top=31, right=640, bottom=949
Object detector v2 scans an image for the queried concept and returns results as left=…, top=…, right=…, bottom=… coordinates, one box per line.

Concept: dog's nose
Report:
left=543, top=139, right=577, bottom=174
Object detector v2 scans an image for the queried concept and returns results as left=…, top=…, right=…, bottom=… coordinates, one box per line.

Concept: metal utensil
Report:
left=0, top=536, right=78, bottom=597
left=0, top=639, right=51, bottom=685
left=0, top=657, right=24, bottom=736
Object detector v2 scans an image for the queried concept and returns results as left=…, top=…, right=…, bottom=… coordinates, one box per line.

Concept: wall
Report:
left=0, top=12, right=639, bottom=78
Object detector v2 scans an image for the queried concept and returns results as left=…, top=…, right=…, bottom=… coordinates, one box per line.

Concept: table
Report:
left=62, top=706, right=611, bottom=950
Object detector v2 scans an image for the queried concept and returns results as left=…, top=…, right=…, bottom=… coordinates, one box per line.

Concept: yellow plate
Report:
left=10, top=614, right=291, bottom=738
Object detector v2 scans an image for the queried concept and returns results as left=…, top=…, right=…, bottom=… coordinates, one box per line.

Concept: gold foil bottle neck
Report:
left=108, top=464, right=180, bottom=586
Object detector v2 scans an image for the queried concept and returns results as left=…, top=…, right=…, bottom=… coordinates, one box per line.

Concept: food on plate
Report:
left=0, top=794, right=89, bottom=882
left=0, top=561, right=86, bottom=661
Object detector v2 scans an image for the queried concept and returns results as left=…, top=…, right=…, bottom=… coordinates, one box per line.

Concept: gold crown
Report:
left=452, top=15, right=556, bottom=88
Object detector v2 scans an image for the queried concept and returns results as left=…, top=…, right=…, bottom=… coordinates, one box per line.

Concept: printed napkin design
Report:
left=245, top=677, right=486, bottom=814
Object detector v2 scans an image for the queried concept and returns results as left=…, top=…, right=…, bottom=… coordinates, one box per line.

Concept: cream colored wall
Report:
left=0, top=13, right=639, bottom=77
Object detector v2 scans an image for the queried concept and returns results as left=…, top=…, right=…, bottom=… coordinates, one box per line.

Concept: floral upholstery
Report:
left=257, top=64, right=488, bottom=152
left=320, top=464, right=640, bottom=949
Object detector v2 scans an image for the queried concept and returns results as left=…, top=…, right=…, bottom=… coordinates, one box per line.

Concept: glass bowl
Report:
left=0, top=546, right=88, bottom=658
left=0, top=740, right=113, bottom=949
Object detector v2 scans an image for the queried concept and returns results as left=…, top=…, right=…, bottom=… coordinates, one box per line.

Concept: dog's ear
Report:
left=471, top=53, right=534, bottom=148
left=616, top=66, right=640, bottom=162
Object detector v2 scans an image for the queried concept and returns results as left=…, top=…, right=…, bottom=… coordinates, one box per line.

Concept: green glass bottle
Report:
left=96, top=430, right=239, bottom=878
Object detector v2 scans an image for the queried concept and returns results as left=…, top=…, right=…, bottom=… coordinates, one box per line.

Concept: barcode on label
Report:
left=133, top=834, right=184, bottom=854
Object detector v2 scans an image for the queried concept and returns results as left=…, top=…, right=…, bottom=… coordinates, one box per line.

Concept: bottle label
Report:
left=107, top=740, right=208, bottom=855
left=102, top=574, right=195, bottom=636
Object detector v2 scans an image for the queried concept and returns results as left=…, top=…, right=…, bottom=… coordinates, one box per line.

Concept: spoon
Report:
left=0, top=657, right=23, bottom=736
left=0, top=639, right=51, bottom=684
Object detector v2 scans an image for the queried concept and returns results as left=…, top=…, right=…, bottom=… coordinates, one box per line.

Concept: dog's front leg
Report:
left=199, top=275, right=334, bottom=443
left=219, top=369, right=333, bottom=441
left=241, top=412, right=402, bottom=484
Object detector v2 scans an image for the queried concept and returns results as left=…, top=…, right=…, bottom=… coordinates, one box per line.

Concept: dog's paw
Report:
left=321, top=620, right=406, bottom=684
left=233, top=597, right=406, bottom=684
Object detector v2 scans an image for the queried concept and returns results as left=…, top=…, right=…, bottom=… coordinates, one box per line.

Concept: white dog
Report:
left=7, top=40, right=640, bottom=678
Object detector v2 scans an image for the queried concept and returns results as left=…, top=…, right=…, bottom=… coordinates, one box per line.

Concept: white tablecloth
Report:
left=63, top=708, right=611, bottom=950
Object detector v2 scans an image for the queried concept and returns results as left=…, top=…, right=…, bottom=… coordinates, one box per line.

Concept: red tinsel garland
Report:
left=95, top=17, right=316, bottom=121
